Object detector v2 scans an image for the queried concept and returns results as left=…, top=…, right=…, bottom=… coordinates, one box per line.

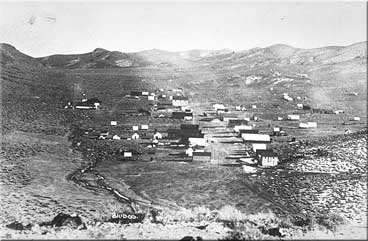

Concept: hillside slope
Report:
left=37, top=48, right=151, bottom=69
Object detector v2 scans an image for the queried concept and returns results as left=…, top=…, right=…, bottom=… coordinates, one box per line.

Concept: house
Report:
left=132, top=133, right=140, bottom=140
left=192, top=152, right=211, bottom=162
left=299, top=123, right=309, bottom=129
left=235, top=105, right=241, bottom=111
left=234, top=125, right=253, bottom=133
left=131, top=91, right=142, bottom=96
left=297, top=104, right=303, bottom=109
left=216, top=108, right=227, bottom=115
left=239, top=129, right=259, bottom=135
left=123, top=152, right=133, bottom=160
left=252, top=143, right=268, bottom=152
left=287, top=114, right=300, bottom=121
left=273, top=127, right=281, bottom=136
left=242, top=133, right=271, bottom=143
left=252, top=105, right=257, bottom=109
left=213, top=103, right=225, bottom=110
left=181, top=124, right=199, bottom=130
left=220, top=113, right=237, bottom=121
left=142, top=91, right=149, bottom=96
left=184, top=115, right=193, bottom=121
left=307, top=122, right=317, bottom=128
left=255, top=150, right=279, bottom=167
left=113, top=135, right=121, bottom=140
left=148, top=95, right=155, bottom=101
left=277, top=117, right=283, bottom=121
left=172, top=96, right=189, bottom=106
left=228, top=119, right=249, bottom=127
left=111, top=121, right=117, bottom=126
left=74, top=98, right=102, bottom=110
left=299, top=122, right=317, bottom=128
left=141, top=125, right=149, bottom=130
left=153, top=132, right=163, bottom=140
left=172, top=111, right=192, bottom=119
left=353, top=117, right=360, bottom=121
left=133, top=125, right=139, bottom=131
left=186, top=147, right=194, bottom=157
left=189, top=138, right=207, bottom=147
left=283, top=94, right=293, bottom=101
left=167, top=128, right=203, bottom=143
left=242, top=165, right=257, bottom=173
left=334, top=110, right=345, bottom=114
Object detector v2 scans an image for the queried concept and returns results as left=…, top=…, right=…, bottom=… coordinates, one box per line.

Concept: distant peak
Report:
left=93, top=47, right=108, bottom=53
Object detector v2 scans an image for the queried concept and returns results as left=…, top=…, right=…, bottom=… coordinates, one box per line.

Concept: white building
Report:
left=148, top=95, right=155, bottom=101
left=112, top=135, right=121, bottom=140
left=188, top=138, right=207, bottom=147
left=185, top=147, right=194, bottom=157
left=111, top=121, right=117, bottom=126
left=141, top=125, right=149, bottom=130
left=233, top=125, right=253, bottom=133
left=242, top=133, right=271, bottom=143
left=213, top=103, right=225, bottom=110
left=172, top=96, right=189, bottom=106
left=153, top=132, right=163, bottom=140
left=252, top=143, right=267, bottom=152
left=297, top=104, right=303, bottom=109
left=132, top=133, right=140, bottom=140
left=287, top=114, right=300, bottom=121
left=133, top=126, right=139, bottom=131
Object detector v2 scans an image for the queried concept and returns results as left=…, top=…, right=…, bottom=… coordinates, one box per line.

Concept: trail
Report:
left=65, top=137, right=180, bottom=214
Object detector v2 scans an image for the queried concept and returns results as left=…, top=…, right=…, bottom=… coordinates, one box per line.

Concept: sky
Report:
left=0, top=1, right=366, bottom=57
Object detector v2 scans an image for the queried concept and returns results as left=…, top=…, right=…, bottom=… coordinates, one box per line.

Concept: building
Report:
left=233, top=125, right=253, bottom=133
left=222, top=114, right=238, bottom=122
left=172, top=111, right=193, bottom=119
left=181, top=124, right=199, bottom=130
left=172, top=96, right=189, bottom=107
left=111, top=121, right=117, bottom=126
left=252, top=143, right=268, bottom=152
left=242, top=133, right=271, bottom=143
left=133, top=125, right=139, bottom=131
left=239, top=129, right=259, bottom=135
left=112, top=135, right=121, bottom=140
left=148, top=95, right=155, bottom=101
left=213, top=103, right=225, bottom=110
left=131, top=91, right=142, bottom=96
left=287, top=114, right=300, bottom=121
left=167, top=128, right=203, bottom=143
left=297, top=104, right=303, bottom=109
left=334, top=110, right=344, bottom=114
left=188, top=137, right=207, bottom=147
left=353, top=117, right=361, bottom=121
left=228, top=119, right=249, bottom=127
left=153, top=132, right=163, bottom=140
left=132, top=133, right=140, bottom=140
left=186, top=147, right=194, bottom=157
left=242, top=165, right=257, bottom=173
left=74, top=98, right=102, bottom=109
left=255, top=150, right=279, bottom=167
left=192, top=152, right=211, bottom=162
left=141, top=125, right=149, bottom=130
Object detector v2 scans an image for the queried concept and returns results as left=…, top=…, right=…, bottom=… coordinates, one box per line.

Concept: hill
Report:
left=37, top=48, right=151, bottom=69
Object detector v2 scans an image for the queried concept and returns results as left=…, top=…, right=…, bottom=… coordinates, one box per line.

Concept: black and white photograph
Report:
left=0, top=0, right=367, bottom=239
